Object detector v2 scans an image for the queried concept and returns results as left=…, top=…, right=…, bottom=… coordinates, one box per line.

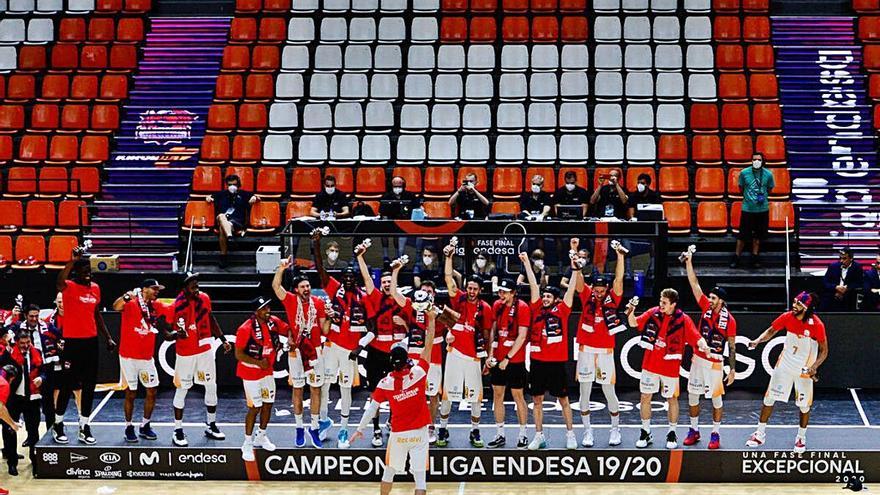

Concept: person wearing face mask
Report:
left=589, top=170, right=628, bottom=219
left=516, top=249, right=549, bottom=291
left=310, top=175, right=352, bottom=220
left=323, top=240, right=348, bottom=270
left=732, top=153, right=775, bottom=269
left=560, top=244, right=594, bottom=291
left=471, top=251, right=498, bottom=288
left=379, top=176, right=422, bottom=259
left=518, top=175, right=553, bottom=221
left=449, top=173, right=490, bottom=220
left=206, top=174, right=258, bottom=269
left=622, top=173, right=661, bottom=278
left=821, top=247, right=864, bottom=312
left=554, top=171, right=590, bottom=220
left=414, top=247, right=444, bottom=288
left=863, top=250, right=880, bottom=311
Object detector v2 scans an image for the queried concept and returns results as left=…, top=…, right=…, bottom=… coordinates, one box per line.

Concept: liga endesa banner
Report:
left=33, top=445, right=876, bottom=483
left=93, top=312, right=880, bottom=390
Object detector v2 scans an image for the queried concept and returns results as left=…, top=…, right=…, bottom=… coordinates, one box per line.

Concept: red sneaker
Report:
left=708, top=432, right=721, bottom=450
left=683, top=428, right=700, bottom=446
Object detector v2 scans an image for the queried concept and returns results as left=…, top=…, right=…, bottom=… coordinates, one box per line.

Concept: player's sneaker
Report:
left=581, top=427, right=594, bottom=447
left=436, top=427, right=450, bottom=447
left=794, top=436, right=806, bottom=454
left=79, top=424, right=96, bottom=445
left=528, top=432, right=546, bottom=451
left=469, top=429, right=484, bottom=448
left=635, top=429, right=653, bottom=448
left=516, top=435, right=529, bottom=449
left=241, top=442, right=255, bottom=462
left=565, top=431, right=577, bottom=450
left=428, top=425, right=437, bottom=445
left=205, top=422, right=226, bottom=440
left=254, top=430, right=276, bottom=451
left=371, top=429, right=383, bottom=447
left=295, top=427, right=306, bottom=448
left=609, top=427, right=622, bottom=446
left=124, top=425, right=138, bottom=443
left=139, top=423, right=158, bottom=441
left=337, top=429, right=350, bottom=449
left=307, top=427, right=323, bottom=448
left=683, top=428, right=700, bottom=446
left=745, top=430, right=765, bottom=448
left=665, top=431, right=678, bottom=449
left=318, top=418, right=333, bottom=442
left=173, top=428, right=188, bottom=447
left=487, top=434, right=506, bottom=449
left=52, top=422, right=68, bottom=444
left=708, top=432, right=721, bottom=450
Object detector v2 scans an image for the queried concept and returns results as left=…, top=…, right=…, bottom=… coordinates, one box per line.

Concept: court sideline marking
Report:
left=849, top=388, right=871, bottom=427
left=82, top=421, right=877, bottom=429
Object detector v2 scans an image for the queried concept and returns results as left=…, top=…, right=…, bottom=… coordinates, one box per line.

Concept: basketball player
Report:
left=575, top=240, right=627, bottom=447
left=352, top=308, right=438, bottom=495
left=683, top=253, right=737, bottom=449
left=53, top=248, right=116, bottom=445
left=389, top=258, right=445, bottom=444
left=0, top=364, right=21, bottom=480
left=746, top=291, right=828, bottom=453
left=313, top=233, right=364, bottom=448
left=15, top=304, right=62, bottom=431
left=112, top=279, right=173, bottom=443
left=522, top=251, right=579, bottom=450
left=440, top=241, right=491, bottom=448
left=626, top=288, right=698, bottom=449
left=272, top=258, right=329, bottom=448
left=171, top=273, right=232, bottom=447
left=236, top=296, right=287, bottom=461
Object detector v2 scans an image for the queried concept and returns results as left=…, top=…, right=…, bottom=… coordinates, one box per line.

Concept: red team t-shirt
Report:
left=61, top=279, right=100, bottom=339
left=770, top=311, right=827, bottom=342
left=530, top=300, right=572, bottom=363
left=576, top=287, right=623, bottom=349
left=695, top=294, right=737, bottom=363
left=365, top=289, right=404, bottom=354
left=282, top=292, right=326, bottom=348
left=0, top=376, right=9, bottom=405
left=491, top=299, right=531, bottom=364
left=372, top=358, right=432, bottom=432
left=235, top=316, right=289, bottom=381
left=403, top=298, right=444, bottom=365
left=325, top=277, right=368, bottom=351
left=174, top=292, right=215, bottom=357
left=448, top=291, right=493, bottom=359
left=119, top=299, right=172, bottom=360
left=636, top=307, right=698, bottom=378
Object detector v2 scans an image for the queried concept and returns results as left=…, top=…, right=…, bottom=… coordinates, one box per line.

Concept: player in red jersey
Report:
left=273, top=257, right=329, bottom=448
left=171, top=273, right=232, bottom=447
left=389, top=257, right=445, bottom=444
left=683, top=253, right=737, bottom=449
left=112, top=279, right=174, bottom=444
left=352, top=308, right=438, bottom=495
left=313, top=233, right=365, bottom=448
left=627, top=288, right=699, bottom=450
left=440, top=240, right=491, bottom=448
left=522, top=251, right=579, bottom=450
left=52, top=249, right=116, bottom=446
left=236, top=296, right=288, bottom=461
left=0, top=364, right=18, bottom=492
left=485, top=278, right=531, bottom=449
left=574, top=239, right=627, bottom=447
left=13, top=304, right=61, bottom=432
left=746, top=292, right=828, bottom=453
left=354, top=240, right=407, bottom=447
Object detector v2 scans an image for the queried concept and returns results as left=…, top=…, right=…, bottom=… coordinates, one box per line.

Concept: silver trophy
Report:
left=610, top=239, right=629, bottom=254
left=678, top=244, right=696, bottom=263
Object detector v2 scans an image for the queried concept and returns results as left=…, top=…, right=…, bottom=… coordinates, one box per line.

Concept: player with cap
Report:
left=574, top=240, right=627, bottom=447
left=683, top=252, right=737, bottom=449
left=171, top=272, right=232, bottom=447
left=112, top=279, right=174, bottom=444
left=272, top=256, right=328, bottom=448
left=236, top=296, right=288, bottom=461
left=352, top=307, right=438, bottom=495
left=486, top=277, right=531, bottom=449
left=627, top=288, right=699, bottom=449
left=521, top=251, right=579, bottom=450
left=439, top=239, right=491, bottom=448
left=746, top=291, right=828, bottom=453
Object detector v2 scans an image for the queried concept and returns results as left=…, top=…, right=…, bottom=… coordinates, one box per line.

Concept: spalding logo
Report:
left=100, top=452, right=121, bottom=464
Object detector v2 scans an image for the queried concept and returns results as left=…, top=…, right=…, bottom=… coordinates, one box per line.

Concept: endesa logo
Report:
left=178, top=453, right=227, bottom=464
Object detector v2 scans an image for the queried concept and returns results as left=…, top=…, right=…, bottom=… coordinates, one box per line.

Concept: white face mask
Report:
left=476, top=259, right=487, bottom=269
left=422, top=256, right=433, bottom=266
left=392, top=186, right=403, bottom=195
left=327, top=251, right=338, bottom=262
left=565, top=183, right=576, bottom=191
left=227, top=185, right=238, bottom=194
left=533, top=260, right=544, bottom=270
left=325, top=186, right=336, bottom=194
left=752, top=160, right=762, bottom=169
left=531, top=184, right=541, bottom=194
left=637, top=183, right=646, bottom=193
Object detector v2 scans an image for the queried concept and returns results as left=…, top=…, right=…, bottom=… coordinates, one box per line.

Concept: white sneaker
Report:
left=581, top=427, right=594, bottom=447
left=527, top=432, right=546, bottom=451
left=254, top=430, right=276, bottom=451
left=608, top=427, right=622, bottom=446
left=794, top=436, right=806, bottom=454
left=565, top=431, right=577, bottom=450
left=745, top=430, right=766, bottom=448
left=241, top=442, right=255, bottom=462
left=428, top=426, right=437, bottom=444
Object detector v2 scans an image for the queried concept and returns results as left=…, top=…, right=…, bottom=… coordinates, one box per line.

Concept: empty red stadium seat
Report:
left=6, top=167, right=37, bottom=197
left=727, top=168, right=743, bottom=199
left=18, top=46, right=47, bottom=72
left=747, top=44, right=775, bottom=71
left=231, top=134, right=261, bottom=163
left=0, top=106, right=24, bottom=133
left=768, top=201, right=795, bottom=233
left=222, top=46, right=250, bottom=71
left=503, top=0, right=528, bottom=11
left=248, top=201, right=281, bottom=233
left=192, top=166, right=222, bottom=196
left=99, top=74, right=129, bottom=100
left=200, top=135, right=230, bottom=163
left=441, top=17, right=468, bottom=42
left=97, top=0, right=123, bottom=12
left=392, top=167, right=423, bottom=193
left=742, top=0, right=768, bottom=11
left=503, top=17, right=529, bottom=42
left=663, top=202, right=692, bottom=234
left=472, top=0, right=497, bottom=11
left=458, top=166, right=489, bottom=193
left=723, top=134, right=754, bottom=164
left=690, top=104, right=719, bottom=133
left=40, top=75, right=70, bottom=101
left=0, top=236, right=10, bottom=267
left=491, top=202, right=520, bottom=215
left=6, top=75, right=35, bottom=102
left=230, top=17, right=257, bottom=43
left=282, top=201, right=310, bottom=222
left=215, top=74, right=243, bottom=101
left=721, top=104, right=751, bottom=133
left=713, top=16, right=741, bottom=43
left=0, top=136, right=11, bottom=163
left=80, top=45, right=108, bottom=71
left=0, top=201, right=24, bottom=232
left=697, top=202, right=729, bottom=234
left=24, top=200, right=56, bottom=233
left=769, top=168, right=791, bottom=199
left=290, top=167, right=322, bottom=198
left=716, top=44, right=744, bottom=72
left=109, top=44, right=138, bottom=71
left=225, top=166, right=255, bottom=191
left=124, top=0, right=152, bottom=11
left=356, top=167, right=386, bottom=199
left=658, top=135, right=688, bottom=164
left=712, top=0, right=739, bottom=11
left=694, top=168, right=725, bottom=199
left=15, top=135, right=47, bottom=162
left=868, top=45, right=880, bottom=72
left=561, top=16, right=588, bottom=42
left=658, top=166, right=689, bottom=199
left=61, top=104, right=90, bottom=132
left=532, top=17, right=559, bottom=42
left=260, top=18, right=286, bottom=43
left=39, top=167, right=69, bottom=198
left=424, top=167, right=455, bottom=198
left=422, top=201, right=451, bottom=219
left=255, top=167, right=286, bottom=198
left=238, top=103, right=267, bottom=131
left=117, top=18, right=145, bottom=43
left=70, top=167, right=101, bottom=197
left=46, top=235, right=80, bottom=269
left=208, top=104, right=236, bottom=132
left=60, top=18, right=87, bottom=42
left=743, top=16, right=770, bottom=42
left=492, top=167, right=523, bottom=198
left=29, top=104, right=60, bottom=131
left=79, top=135, right=109, bottom=163
left=245, top=74, right=274, bottom=101
left=691, top=135, right=722, bottom=165
left=860, top=17, right=880, bottom=42
left=750, top=73, right=779, bottom=100
left=753, top=103, right=782, bottom=132
left=71, top=75, right=99, bottom=101
left=91, top=105, right=120, bottom=132
left=251, top=45, right=279, bottom=71
left=441, top=0, right=466, bottom=12
left=471, top=17, right=497, bottom=43
left=182, top=201, right=215, bottom=231
left=531, top=0, right=556, bottom=10
left=559, top=0, right=585, bottom=11
left=57, top=200, right=88, bottom=232
left=855, top=0, right=880, bottom=12
left=13, top=235, right=46, bottom=269
left=719, top=73, right=747, bottom=102
left=49, top=135, right=78, bottom=163
left=88, top=18, right=116, bottom=42
left=756, top=134, right=787, bottom=164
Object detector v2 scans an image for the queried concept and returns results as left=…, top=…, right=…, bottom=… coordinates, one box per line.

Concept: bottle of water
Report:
left=633, top=271, right=644, bottom=298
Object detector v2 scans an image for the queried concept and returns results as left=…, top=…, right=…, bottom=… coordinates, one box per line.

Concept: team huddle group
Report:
left=0, top=234, right=829, bottom=484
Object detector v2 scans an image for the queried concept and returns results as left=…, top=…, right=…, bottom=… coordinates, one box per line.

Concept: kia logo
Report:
left=100, top=453, right=121, bottom=464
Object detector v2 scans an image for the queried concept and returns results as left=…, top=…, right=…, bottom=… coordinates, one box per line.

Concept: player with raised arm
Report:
left=574, top=239, right=627, bottom=447
left=272, top=253, right=329, bottom=448
left=682, top=251, right=737, bottom=449
left=438, top=238, right=491, bottom=448
left=522, top=251, right=579, bottom=450
left=352, top=307, right=438, bottom=495
left=745, top=292, right=828, bottom=453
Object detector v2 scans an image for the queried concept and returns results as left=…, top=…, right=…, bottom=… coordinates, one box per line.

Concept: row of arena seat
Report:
left=0, top=17, right=144, bottom=44
left=0, top=73, right=128, bottom=102
left=0, top=198, right=89, bottom=231
left=0, top=43, right=138, bottom=72
left=0, top=166, right=101, bottom=196
left=0, top=233, right=80, bottom=269
left=0, top=104, right=118, bottom=131
left=0, top=134, right=109, bottom=163
left=0, top=0, right=150, bottom=14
